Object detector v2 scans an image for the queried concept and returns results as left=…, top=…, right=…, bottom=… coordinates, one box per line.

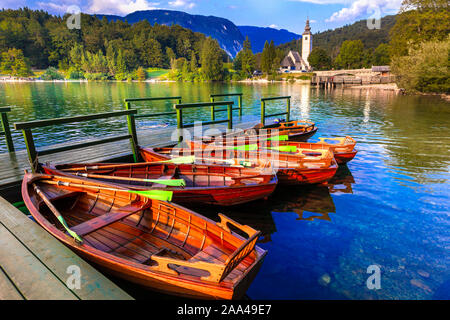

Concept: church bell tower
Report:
left=301, top=19, right=312, bottom=71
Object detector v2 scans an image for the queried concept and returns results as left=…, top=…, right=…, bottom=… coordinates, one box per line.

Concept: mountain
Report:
left=276, top=15, right=397, bottom=59
left=99, top=10, right=244, bottom=57
left=238, top=26, right=300, bottom=53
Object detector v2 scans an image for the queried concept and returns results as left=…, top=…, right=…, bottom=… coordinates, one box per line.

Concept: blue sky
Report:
left=0, top=0, right=402, bottom=33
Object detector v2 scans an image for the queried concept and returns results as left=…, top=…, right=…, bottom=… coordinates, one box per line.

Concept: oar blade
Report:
left=57, top=216, right=83, bottom=243
left=128, top=190, right=173, bottom=201
left=161, top=155, right=196, bottom=164
left=268, top=145, right=297, bottom=152
left=148, top=179, right=186, bottom=187
left=266, top=135, right=289, bottom=141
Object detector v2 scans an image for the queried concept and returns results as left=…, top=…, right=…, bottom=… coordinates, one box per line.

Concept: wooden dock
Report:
left=0, top=196, right=133, bottom=300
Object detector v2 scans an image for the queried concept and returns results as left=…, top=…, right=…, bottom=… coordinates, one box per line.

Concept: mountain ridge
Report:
left=238, top=26, right=301, bottom=53
left=98, top=9, right=244, bottom=57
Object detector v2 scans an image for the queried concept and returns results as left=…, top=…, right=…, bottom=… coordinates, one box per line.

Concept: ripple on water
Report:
left=1, top=83, right=449, bottom=300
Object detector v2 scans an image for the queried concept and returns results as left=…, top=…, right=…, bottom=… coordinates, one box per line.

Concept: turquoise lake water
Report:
left=0, top=82, right=449, bottom=299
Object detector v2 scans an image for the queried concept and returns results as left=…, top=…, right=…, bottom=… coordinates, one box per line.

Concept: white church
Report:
left=280, top=19, right=312, bottom=72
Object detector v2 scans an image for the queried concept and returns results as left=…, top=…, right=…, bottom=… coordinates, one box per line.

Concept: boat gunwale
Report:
left=22, top=173, right=267, bottom=294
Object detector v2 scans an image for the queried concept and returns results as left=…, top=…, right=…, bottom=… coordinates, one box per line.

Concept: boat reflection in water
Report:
left=195, top=165, right=355, bottom=243
left=328, top=165, right=355, bottom=195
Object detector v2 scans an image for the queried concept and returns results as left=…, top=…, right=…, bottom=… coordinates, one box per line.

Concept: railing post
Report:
left=1, top=110, right=14, bottom=152
left=210, top=97, right=215, bottom=121
left=126, top=113, right=139, bottom=162
left=238, top=95, right=243, bottom=117
left=261, top=100, right=266, bottom=126
left=22, top=129, right=38, bottom=172
left=286, top=97, right=291, bottom=122
left=176, top=106, right=183, bottom=142
left=124, top=100, right=131, bottom=111
left=227, top=103, right=233, bottom=130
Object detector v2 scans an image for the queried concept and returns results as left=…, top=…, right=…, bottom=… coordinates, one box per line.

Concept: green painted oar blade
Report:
left=57, top=216, right=83, bottom=243
left=269, top=145, right=297, bottom=153
left=128, top=190, right=173, bottom=201
left=148, top=179, right=185, bottom=187
left=161, top=155, right=196, bottom=164
left=266, top=135, right=289, bottom=141
left=231, top=144, right=258, bottom=151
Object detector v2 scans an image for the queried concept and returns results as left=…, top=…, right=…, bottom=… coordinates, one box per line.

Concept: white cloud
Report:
left=168, top=0, right=196, bottom=9
left=88, top=0, right=161, bottom=15
left=269, top=24, right=279, bottom=29
left=325, top=0, right=402, bottom=22
left=291, top=0, right=402, bottom=23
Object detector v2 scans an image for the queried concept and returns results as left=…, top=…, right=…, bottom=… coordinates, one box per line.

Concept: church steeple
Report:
left=303, top=18, right=311, bottom=35
left=301, top=18, right=312, bottom=71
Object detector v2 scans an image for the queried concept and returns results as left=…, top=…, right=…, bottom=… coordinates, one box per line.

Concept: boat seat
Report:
left=71, top=204, right=144, bottom=237
left=38, top=191, right=84, bottom=210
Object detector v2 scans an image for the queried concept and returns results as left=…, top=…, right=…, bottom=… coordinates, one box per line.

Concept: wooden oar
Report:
left=40, top=179, right=174, bottom=201
left=32, top=183, right=83, bottom=243
left=73, top=172, right=186, bottom=187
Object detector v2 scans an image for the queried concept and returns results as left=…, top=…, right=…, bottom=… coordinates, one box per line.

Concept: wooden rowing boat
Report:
left=248, top=120, right=318, bottom=142
left=41, top=162, right=278, bottom=207
left=139, top=146, right=338, bottom=186
left=190, top=136, right=357, bottom=165
left=22, top=173, right=267, bottom=300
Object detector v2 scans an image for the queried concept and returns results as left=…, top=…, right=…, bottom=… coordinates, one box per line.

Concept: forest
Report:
left=0, top=1, right=448, bottom=93
left=0, top=8, right=228, bottom=81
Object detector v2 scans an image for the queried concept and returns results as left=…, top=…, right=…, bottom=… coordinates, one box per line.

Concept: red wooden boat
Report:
left=191, top=135, right=357, bottom=165
left=42, top=161, right=278, bottom=206
left=139, top=146, right=338, bottom=186
left=22, top=173, right=267, bottom=299
left=247, top=120, right=318, bottom=142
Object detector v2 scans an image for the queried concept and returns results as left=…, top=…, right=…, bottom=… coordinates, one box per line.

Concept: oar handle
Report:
left=32, top=183, right=83, bottom=243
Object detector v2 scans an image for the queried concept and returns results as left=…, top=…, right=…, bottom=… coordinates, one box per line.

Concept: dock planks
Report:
left=0, top=196, right=133, bottom=300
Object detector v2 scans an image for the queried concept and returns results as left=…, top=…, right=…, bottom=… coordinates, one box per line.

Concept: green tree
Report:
left=372, top=43, right=391, bottom=65
left=143, top=39, right=163, bottom=67
left=136, top=66, right=147, bottom=81
left=391, top=36, right=449, bottom=93
left=200, top=37, right=224, bottom=81
left=0, top=48, right=32, bottom=76
left=41, top=66, right=64, bottom=80
left=335, top=40, right=365, bottom=69
left=308, top=47, right=332, bottom=70
left=190, top=51, right=198, bottom=73
left=166, top=47, right=176, bottom=70
left=234, top=36, right=256, bottom=77
left=261, top=40, right=277, bottom=75
left=389, top=0, right=449, bottom=57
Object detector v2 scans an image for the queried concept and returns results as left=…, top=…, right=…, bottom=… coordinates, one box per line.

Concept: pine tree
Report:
left=200, top=37, right=224, bottom=81
left=261, top=41, right=270, bottom=74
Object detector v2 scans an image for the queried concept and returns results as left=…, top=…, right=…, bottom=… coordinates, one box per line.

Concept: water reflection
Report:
left=1, top=82, right=449, bottom=300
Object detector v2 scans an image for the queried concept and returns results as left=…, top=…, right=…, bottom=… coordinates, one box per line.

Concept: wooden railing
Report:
left=14, top=110, right=139, bottom=171
left=0, top=107, right=15, bottom=152
left=124, top=96, right=182, bottom=119
left=260, top=96, right=291, bottom=126
left=210, top=93, right=243, bottom=120
left=174, top=101, right=234, bottom=142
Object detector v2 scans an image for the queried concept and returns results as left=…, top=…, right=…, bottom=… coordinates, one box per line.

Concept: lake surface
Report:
left=1, top=82, right=449, bottom=299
